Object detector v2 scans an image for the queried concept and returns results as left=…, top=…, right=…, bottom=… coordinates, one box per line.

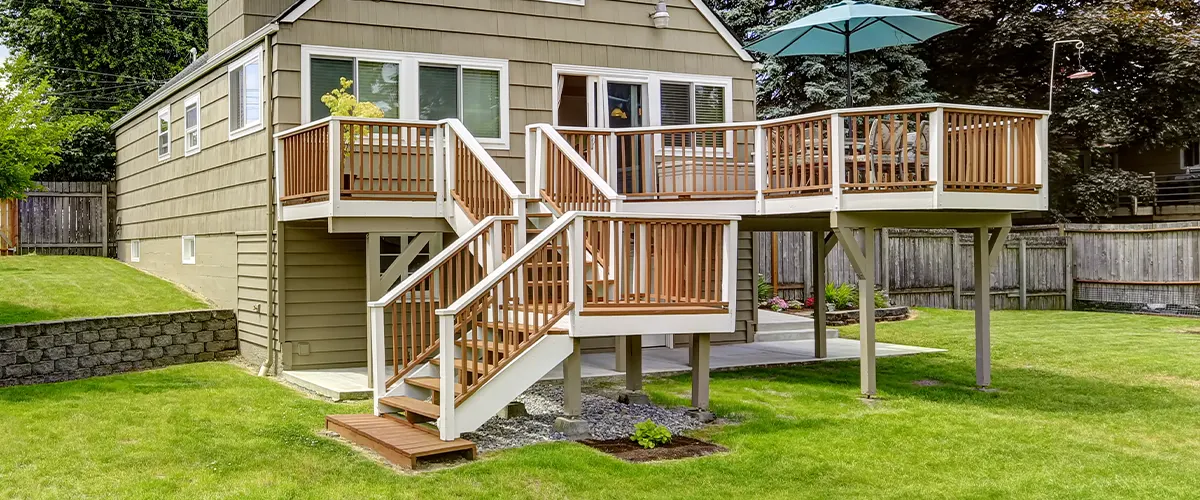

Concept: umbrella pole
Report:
left=844, top=28, right=852, bottom=108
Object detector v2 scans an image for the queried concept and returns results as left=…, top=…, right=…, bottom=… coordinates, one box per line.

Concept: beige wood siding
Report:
left=281, top=221, right=368, bottom=369
left=272, top=0, right=756, bottom=183
left=237, top=231, right=270, bottom=364
left=208, top=0, right=294, bottom=54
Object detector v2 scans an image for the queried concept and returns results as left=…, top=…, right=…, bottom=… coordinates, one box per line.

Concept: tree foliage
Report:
left=0, top=59, right=82, bottom=199
left=0, top=0, right=206, bottom=181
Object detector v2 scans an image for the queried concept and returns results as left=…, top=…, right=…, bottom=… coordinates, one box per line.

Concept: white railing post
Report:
left=723, top=220, right=738, bottom=326
left=929, top=107, right=945, bottom=209
left=369, top=305, right=387, bottom=416
left=606, top=132, right=619, bottom=191
left=533, top=127, right=546, bottom=198
left=828, top=113, right=844, bottom=210
left=444, top=125, right=457, bottom=213
left=1035, top=115, right=1050, bottom=210
left=434, top=123, right=446, bottom=217
left=489, top=218, right=504, bottom=273
left=328, top=119, right=341, bottom=216
left=569, top=215, right=586, bottom=324
left=438, top=313, right=457, bottom=441
left=754, top=124, right=767, bottom=215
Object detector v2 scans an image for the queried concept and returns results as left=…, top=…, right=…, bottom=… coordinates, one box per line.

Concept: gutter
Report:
left=110, top=22, right=280, bottom=131
left=259, top=29, right=279, bottom=377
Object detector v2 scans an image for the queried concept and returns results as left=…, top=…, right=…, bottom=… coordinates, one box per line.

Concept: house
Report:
left=1111, top=140, right=1200, bottom=221
left=112, top=0, right=1049, bottom=467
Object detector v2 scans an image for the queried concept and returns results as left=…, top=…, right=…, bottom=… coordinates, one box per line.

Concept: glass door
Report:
left=600, top=80, right=646, bottom=195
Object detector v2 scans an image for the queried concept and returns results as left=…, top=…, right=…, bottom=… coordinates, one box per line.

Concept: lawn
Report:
left=1, top=309, right=1198, bottom=499
left=0, top=255, right=210, bottom=325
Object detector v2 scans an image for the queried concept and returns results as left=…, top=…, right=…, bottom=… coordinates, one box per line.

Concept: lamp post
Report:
left=1048, top=40, right=1095, bottom=111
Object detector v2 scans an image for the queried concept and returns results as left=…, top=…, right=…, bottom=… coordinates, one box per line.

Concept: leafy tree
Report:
left=0, top=0, right=206, bottom=181
left=708, top=0, right=938, bottom=116
left=0, top=59, right=83, bottom=199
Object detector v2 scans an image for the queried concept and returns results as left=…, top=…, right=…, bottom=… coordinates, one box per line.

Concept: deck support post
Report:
left=690, top=333, right=710, bottom=409
left=564, top=338, right=582, bottom=416
left=626, top=335, right=643, bottom=391
left=974, top=225, right=1009, bottom=388
left=811, top=231, right=833, bottom=358
left=614, top=336, right=627, bottom=372
left=835, top=225, right=876, bottom=397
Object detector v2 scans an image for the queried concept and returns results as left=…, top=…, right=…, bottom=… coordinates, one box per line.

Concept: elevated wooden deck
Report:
left=326, top=413, right=476, bottom=469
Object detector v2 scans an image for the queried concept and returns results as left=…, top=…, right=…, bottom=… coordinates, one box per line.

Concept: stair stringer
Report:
left=446, top=334, right=574, bottom=437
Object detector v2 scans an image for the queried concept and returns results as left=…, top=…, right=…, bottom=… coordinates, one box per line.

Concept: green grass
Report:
left=1, top=309, right=1199, bottom=499
left=0, top=255, right=210, bottom=325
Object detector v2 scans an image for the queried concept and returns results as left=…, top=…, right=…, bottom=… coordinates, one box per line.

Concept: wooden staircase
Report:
left=325, top=413, right=475, bottom=469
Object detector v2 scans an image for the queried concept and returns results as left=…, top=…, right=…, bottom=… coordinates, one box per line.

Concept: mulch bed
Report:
left=580, top=436, right=727, bottom=463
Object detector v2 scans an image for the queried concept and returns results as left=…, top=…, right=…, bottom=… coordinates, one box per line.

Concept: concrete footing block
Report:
left=685, top=408, right=715, bottom=423
left=497, top=401, right=528, bottom=419
left=553, top=417, right=592, bottom=440
left=617, top=391, right=651, bottom=405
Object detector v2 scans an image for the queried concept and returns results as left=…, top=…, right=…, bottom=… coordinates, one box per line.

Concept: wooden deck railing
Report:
left=550, top=104, right=1048, bottom=208
left=445, top=120, right=523, bottom=223
left=527, top=125, right=621, bottom=214
left=372, top=216, right=518, bottom=390
left=942, top=109, right=1041, bottom=193
left=580, top=218, right=727, bottom=309
left=279, top=121, right=331, bottom=203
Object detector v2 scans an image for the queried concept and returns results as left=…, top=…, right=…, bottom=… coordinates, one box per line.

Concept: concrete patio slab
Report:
left=279, top=338, right=945, bottom=400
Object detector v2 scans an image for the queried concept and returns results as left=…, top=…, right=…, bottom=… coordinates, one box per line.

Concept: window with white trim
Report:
left=181, top=235, right=196, bottom=265
left=228, top=50, right=263, bottom=139
left=660, top=82, right=727, bottom=147
left=303, top=47, right=509, bottom=146
left=157, top=106, right=170, bottom=160
left=1184, top=141, right=1200, bottom=174
left=130, top=240, right=141, bottom=263
left=184, top=93, right=201, bottom=155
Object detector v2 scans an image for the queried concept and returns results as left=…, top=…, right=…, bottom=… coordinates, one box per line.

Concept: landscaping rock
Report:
left=553, top=417, right=593, bottom=439
left=617, top=391, right=651, bottom=405
left=825, top=306, right=910, bottom=326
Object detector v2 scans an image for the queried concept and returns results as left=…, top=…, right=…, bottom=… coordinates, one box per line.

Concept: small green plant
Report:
left=631, top=420, right=672, bottom=449
left=874, top=289, right=890, bottom=308
left=320, top=77, right=384, bottom=118
left=825, top=282, right=857, bottom=311
left=756, top=274, right=773, bottom=302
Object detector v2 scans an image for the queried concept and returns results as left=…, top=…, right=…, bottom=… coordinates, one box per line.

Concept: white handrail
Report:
left=533, top=124, right=623, bottom=201
left=443, top=119, right=524, bottom=200
left=435, top=211, right=739, bottom=317
left=368, top=214, right=518, bottom=308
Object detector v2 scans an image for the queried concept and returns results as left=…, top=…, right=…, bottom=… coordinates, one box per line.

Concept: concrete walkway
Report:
left=281, top=338, right=944, bottom=400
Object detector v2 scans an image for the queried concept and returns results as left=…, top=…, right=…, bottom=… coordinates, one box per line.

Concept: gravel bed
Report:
left=463, top=381, right=709, bottom=454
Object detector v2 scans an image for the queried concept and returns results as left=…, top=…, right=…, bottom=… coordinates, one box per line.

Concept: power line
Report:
left=50, top=81, right=159, bottom=95
left=31, top=64, right=167, bottom=83
left=6, top=0, right=208, bottom=19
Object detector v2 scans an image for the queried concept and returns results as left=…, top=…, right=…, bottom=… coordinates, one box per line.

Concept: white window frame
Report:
left=183, top=93, right=202, bottom=156
left=1183, top=141, right=1200, bottom=174
left=156, top=106, right=171, bottom=161
left=535, top=0, right=585, bottom=5
left=300, top=45, right=510, bottom=149
left=550, top=64, right=734, bottom=130
left=181, top=235, right=196, bottom=265
left=130, top=240, right=141, bottom=263
left=228, top=48, right=264, bottom=141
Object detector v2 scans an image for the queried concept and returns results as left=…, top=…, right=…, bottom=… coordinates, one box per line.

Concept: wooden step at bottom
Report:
left=379, top=396, right=440, bottom=419
left=405, top=376, right=465, bottom=395
left=326, top=414, right=475, bottom=469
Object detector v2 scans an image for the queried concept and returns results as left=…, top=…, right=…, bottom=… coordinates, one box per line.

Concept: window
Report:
left=1185, top=141, right=1200, bottom=173
left=302, top=47, right=509, bottom=147
left=660, top=82, right=727, bottom=147
left=229, top=50, right=263, bottom=139
left=181, top=235, right=196, bottom=265
left=184, top=93, right=201, bottom=155
left=157, top=106, right=170, bottom=160
left=130, top=240, right=141, bottom=263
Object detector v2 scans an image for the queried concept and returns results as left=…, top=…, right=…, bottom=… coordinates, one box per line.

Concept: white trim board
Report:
left=551, top=64, right=734, bottom=128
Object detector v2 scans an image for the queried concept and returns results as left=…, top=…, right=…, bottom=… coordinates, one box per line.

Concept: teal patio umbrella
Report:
left=744, top=0, right=961, bottom=107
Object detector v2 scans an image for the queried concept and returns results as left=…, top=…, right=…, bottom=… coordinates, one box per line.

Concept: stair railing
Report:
left=444, top=119, right=524, bottom=223
left=368, top=215, right=519, bottom=411
left=526, top=124, right=622, bottom=214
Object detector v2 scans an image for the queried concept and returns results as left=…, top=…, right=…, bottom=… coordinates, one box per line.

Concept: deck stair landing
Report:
left=325, top=414, right=476, bottom=469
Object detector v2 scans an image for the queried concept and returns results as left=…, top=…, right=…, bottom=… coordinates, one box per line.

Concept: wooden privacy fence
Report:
left=758, top=229, right=1072, bottom=311
left=759, top=222, right=1200, bottom=315
left=0, top=181, right=116, bottom=257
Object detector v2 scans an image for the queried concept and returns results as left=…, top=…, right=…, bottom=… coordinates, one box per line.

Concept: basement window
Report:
left=130, top=240, right=141, bottom=263
left=182, top=235, right=196, bottom=265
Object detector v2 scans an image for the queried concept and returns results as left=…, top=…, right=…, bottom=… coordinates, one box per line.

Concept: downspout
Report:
left=259, top=28, right=278, bottom=377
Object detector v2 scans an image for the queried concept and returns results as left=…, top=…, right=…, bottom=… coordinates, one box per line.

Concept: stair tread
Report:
left=379, top=396, right=440, bottom=419
left=429, top=357, right=501, bottom=373
left=405, top=376, right=465, bottom=395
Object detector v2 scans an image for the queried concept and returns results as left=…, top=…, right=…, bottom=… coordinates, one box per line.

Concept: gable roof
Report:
left=275, top=0, right=755, bottom=62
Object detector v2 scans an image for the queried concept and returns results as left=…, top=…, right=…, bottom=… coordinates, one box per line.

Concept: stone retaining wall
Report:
left=0, top=310, right=238, bottom=387
left=826, top=306, right=911, bottom=326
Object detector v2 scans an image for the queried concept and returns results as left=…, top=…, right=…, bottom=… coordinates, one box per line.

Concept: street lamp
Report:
left=1049, top=40, right=1094, bottom=111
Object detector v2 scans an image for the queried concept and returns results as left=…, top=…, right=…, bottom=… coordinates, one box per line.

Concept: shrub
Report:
left=804, top=296, right=815, bottom=309
left=631, top=420, right=672, bottom=449
left=825, top=283, right=857, bottom=311
left=756, top=274, right=773, bottom=302
left=874, top=289, right=890, bottom=308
